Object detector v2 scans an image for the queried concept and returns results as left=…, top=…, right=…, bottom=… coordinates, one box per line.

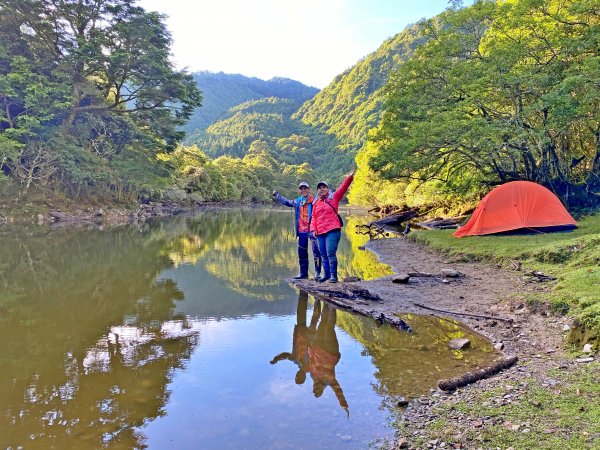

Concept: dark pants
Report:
left=317, top=228, right=341, bottom=281
left=298, top=232, right=322, bottom=277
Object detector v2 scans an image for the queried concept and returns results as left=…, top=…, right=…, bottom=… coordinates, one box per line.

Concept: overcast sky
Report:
left=138, top=0, right=456, bottom=88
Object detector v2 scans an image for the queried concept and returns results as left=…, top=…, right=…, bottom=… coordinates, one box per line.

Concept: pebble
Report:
left=449, top=338, right=471, bottom=350
left=442, top=269, right=460, bottom=278
left=582, top=343, right=593, bottom=354
left=397, top=397, right=409, bottom=407
left=392, top=274, right=411, bottom=284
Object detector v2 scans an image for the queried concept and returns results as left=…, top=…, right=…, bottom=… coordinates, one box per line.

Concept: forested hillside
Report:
left=182, top=73, right=318, bottom=141
left=294, top=23, right=428, bottom=156
left=180, top=25, right=430, bottom=194
left=1, top=0, right=597, bottom=214
left=362, top=0, right=599, bottom=210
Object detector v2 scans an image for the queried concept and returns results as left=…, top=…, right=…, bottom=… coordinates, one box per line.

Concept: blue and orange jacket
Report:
left=274, top=192, right=316, bottom=236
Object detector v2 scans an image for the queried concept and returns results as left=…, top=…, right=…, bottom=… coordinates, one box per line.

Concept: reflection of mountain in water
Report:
left=161, top=263, right=297, bottom=319
left=160, top=210, right=299, bottom=300
left=0, top=210, right=400, bottom=449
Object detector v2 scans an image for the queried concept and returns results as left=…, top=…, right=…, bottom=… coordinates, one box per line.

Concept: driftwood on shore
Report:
left=356, top=210, right=419, bottom=239
left=417, top=216, right=466, bottom=230
left=290, top=281, right=412, bottom=332
left=438, top=355, right=519, bottom=391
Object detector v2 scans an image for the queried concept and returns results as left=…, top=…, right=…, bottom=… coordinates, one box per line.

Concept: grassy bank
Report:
left=393, top=362, right=600, bottom=449
left=410, top=213, right=600, bottom=341
left=391, top=213, right=600, bottom=450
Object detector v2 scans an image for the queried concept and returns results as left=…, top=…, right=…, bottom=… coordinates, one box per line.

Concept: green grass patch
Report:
left=410, top=212, right=600, bottom=337
left=393, top=363, right=600, bottom=449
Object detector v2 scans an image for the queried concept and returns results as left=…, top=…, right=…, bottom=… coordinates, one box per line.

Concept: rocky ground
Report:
left=292, top=236, right=596, bottom=450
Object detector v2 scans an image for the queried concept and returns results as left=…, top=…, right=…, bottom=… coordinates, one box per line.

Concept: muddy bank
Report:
left=291, top=236, right=581, bottom=448
left=292, top=236, right=567, bottom=359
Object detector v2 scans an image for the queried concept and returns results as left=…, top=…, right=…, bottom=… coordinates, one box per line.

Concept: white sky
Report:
left=138, top=0, right=455, bottom=88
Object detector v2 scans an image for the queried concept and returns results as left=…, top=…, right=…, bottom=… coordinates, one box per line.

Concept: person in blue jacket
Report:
left=272, top=182, right=322, bottom=279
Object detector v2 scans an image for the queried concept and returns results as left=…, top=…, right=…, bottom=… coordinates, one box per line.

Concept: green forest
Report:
left=0, top=0, right=598, bottom=213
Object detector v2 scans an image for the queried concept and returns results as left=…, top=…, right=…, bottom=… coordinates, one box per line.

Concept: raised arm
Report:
left=270, top=352, right=294, bottom=364
left=273, top=190, right=294, bottom=207
left=333, top=172, right=354, bottom=203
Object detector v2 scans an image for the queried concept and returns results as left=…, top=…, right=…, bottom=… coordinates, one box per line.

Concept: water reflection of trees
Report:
left=340, top=217, right=393, bottom=281
left=159, top=211, right=394, bottom=300
left=0, top=211, right=398, bottom=447
left=0, top=224, right=195, bottom=449
left=158, top=210, right=298, bottom=301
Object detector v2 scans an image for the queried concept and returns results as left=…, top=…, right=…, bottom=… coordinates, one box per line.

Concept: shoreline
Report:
left=0, top=200, right=274, bottom=227
left=291, top=236, right=585, bottom=449
left=0, top=201, right=369, bottom=228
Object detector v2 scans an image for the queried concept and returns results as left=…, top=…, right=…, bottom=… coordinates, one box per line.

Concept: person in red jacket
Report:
left=310, top=170, right=354, bottom=283
left=308, top=303, right=348, bottom=415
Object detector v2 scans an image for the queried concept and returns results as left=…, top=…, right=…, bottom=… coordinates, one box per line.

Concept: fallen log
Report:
left=524, top=271, right=556, bottom=282
left=356, top=210, right=420, bottom=239
left=355, top=223, right=387, bottom=239
left=368, top=210, right=419, bottom=227
left=417, top=216, right=466, bottom=230
left=293, top=283, right=382, bottom=301
left=289, top=281, right=412, bottom=332
left=438, top=355, right=519, bottom=391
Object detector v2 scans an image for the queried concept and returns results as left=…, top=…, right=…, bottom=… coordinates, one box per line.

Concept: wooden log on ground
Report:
left=368, top=210, right=419, bottom=227
left=355, top=223, right=387, bottom=239
left=289, top=281, right=412, bottom=332
left=438, top=355, right=518, bottom=391
left=49, top=211, right=69, bottom=221
left=417, top=216, right=466, bottom=230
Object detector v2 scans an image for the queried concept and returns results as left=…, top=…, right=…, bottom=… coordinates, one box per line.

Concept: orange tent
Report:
left=454, top=181, right=577, bottom=237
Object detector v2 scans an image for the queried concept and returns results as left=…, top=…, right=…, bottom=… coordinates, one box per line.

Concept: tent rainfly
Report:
left=454, top=181, right=577, bottom=237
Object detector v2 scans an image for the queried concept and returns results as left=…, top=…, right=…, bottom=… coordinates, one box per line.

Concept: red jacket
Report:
left=310, top=174, right=354, bottom=236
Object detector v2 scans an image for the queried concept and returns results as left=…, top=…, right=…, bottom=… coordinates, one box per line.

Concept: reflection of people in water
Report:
left=270, top=291, right=320, bottom=384
left=271, top=291, right=348, bottom=414
left=308, top=303, right=349, bottom=416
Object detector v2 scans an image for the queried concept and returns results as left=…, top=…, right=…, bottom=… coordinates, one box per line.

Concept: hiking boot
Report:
left=293, top=274, right=309, bottom=280
left=317, top=276, right=330, bottom=283
left=328, top=278, right=338, bottom=284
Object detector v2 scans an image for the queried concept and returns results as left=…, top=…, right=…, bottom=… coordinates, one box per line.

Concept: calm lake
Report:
left=0, top=209, right=499, bottom=449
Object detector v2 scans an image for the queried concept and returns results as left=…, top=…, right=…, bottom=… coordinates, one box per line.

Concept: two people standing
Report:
left=273, top=182, right=322, bottom=280
left=273, top=170, right=354, bottom=283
